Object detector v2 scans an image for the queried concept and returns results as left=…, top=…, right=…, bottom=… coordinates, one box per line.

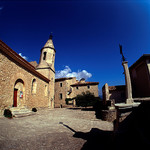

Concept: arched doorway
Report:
left=13, top=79, right=25, bottom=107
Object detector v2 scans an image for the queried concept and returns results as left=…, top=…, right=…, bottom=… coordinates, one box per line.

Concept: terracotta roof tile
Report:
left=55, top=77, right=75, bottom=82
left=71, top=81, right=99, bottom=87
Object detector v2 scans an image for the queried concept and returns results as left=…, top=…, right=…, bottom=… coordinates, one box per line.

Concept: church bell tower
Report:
left=36, top=34, right=56, bottom=108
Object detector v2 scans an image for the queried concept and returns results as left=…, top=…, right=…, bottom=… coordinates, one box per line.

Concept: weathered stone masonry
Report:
left=0, top=37, right=55, bottom=116
left=55, top=78, right=99, bottom=108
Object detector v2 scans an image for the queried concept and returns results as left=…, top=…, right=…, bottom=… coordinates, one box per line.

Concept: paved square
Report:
left=0, top=108, right=113, bottom=150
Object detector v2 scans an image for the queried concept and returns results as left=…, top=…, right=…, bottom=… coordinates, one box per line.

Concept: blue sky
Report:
left=0, top=0, right=150, bottom=95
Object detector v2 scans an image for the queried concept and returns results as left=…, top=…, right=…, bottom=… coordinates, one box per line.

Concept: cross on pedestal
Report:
left=119, top=45, right=133, bottom=104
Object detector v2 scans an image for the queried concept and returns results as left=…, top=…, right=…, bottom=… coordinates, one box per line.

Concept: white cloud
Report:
left=55, top=66, right=92, bottom=80
left=19, top=53, right=28, bottom=60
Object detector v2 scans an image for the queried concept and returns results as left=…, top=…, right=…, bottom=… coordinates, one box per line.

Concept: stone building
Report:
left=0, top=35, right=55, bottom=116
left=102, top=83, right=126, bottom=105
left=129, top=54, right=150, bottom=98
left=102, top=54, right=150, bottom=104
left=55, top=77, right=99, bottom=108
left=55, top=77, right=76, bottom=108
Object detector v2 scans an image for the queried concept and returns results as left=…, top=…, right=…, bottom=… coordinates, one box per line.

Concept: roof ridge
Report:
left=71, top=81, right=99, bottom=86
left=0, top=40, right=50, bottom=83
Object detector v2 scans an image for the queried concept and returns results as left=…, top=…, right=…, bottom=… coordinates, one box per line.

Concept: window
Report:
left=32, top=79, right=37, bottom=94
left=59, top=93, right=63, bottom=100
left=43, top=52, right=47, bottom=60
left=76, top=86, right=78, bottom=90
left=45, top=85, right=48, bottom=96
left=87, top=85, right=90, bottom=89
left=60, top=83, right=62, bottom=87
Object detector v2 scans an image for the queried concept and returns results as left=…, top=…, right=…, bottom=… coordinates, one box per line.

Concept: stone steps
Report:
left=10, top=108, right=36, bottom=118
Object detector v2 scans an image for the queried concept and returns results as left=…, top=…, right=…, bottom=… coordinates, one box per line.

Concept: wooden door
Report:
left=13, top=89, right=18, bottom=107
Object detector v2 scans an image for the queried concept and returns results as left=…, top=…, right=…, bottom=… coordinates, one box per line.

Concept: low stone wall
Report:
left=114, top=102, right=140, bottom=131
left=101, top=109, right=116, bottom=122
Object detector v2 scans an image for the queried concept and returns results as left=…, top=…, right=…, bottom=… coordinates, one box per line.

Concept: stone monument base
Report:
left=126, top=98, right=134, bottom=104
left=114, top=102, right=141, bottom=131
left=101, top=109, right=116, bottom=122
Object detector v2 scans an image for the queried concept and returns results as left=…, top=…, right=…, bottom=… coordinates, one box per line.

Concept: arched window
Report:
left=32, top=79, right=37, bottom=94
left=43, top=52, right=47, bottom=60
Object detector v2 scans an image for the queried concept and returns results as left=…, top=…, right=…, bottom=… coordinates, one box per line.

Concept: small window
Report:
left=32, top=79, right=37, bottom=94
left=45, top=85, right=48, bottom=96
left=60, top=83, right=62, bottom=87
left=43, top=52, right=47, bottom=60
left=76, top=86, right=78, bottom=90
left=87, top=85, right=90, bottom=89
left=59, top=93, right=63, bottom=100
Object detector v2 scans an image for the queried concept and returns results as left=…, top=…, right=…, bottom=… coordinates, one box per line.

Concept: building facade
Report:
left=102, top=54, right=150, bottom=104
left=0, top=35, right=55, bottom=115
left=129, top=54, right=150, bottom=98
left=102, top=83, right=126, bottom=104
left=55, top=78, right=99, bottom=108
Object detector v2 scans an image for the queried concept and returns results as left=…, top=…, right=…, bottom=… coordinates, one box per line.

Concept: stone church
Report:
left=0, top=35, right=55, bottom=116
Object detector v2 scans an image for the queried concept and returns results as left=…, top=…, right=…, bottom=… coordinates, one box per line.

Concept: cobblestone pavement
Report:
left=0, top=108, right=113, bottom=150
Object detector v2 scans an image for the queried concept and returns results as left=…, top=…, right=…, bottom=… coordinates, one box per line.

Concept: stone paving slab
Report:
left=0, top=108, right=113, bottom=150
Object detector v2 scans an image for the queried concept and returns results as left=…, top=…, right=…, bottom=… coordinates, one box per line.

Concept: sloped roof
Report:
left=129, top=54, right=150, bottom=70
left=109, top=85, right=125, bottom=91
left=71, top=81, right=99, bottom=87
left=41, top=34, right=56, bottom=52
left=55, top=77, right=75, bottom=82
left=0, top=40, right=50, bottom=83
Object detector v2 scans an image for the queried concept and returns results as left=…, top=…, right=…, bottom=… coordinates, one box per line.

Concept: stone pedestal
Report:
left=122, top=61, right=133, bottom=104
left=101, top=109, right=116, bottom=122
left=114, top=102, right=140, bottom=131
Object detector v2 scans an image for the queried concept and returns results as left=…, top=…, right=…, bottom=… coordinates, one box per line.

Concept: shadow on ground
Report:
left=60, top=122, right=113, bottom=150
left=63, top=101, right=150, bottom=150
left=114, top=101, right=150, bottom=150
left=73, top=128, right=113, bottom=150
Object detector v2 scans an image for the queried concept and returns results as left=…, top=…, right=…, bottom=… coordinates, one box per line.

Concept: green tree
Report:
left=75, top=91, right=101, bottom=107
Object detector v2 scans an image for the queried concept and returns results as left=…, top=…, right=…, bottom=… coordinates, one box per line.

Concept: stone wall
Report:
left=72, top=85, right=99, bottom=97
left=101, top=109, right=116, bottom=122
left=109, top=89, right=126, bottom=103
left=130, top=61, right=150, bottom=97
left=54, top=78, right=76, bottom=108
left=0, top=50, right=50, bottom=115
left=48, top=69, right=55, bottom=108
left=102, top=84, right=126, bottom=104
left=55, top=78, right=99, bottom=108
left=55, top=79, right=67, bottom=108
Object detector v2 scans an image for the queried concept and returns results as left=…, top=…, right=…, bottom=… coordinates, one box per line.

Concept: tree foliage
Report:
left=75, top=91, right=101, bottom=107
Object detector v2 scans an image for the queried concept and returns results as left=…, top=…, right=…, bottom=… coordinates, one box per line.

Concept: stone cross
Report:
left=119, top=45, right=133, bottom=104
